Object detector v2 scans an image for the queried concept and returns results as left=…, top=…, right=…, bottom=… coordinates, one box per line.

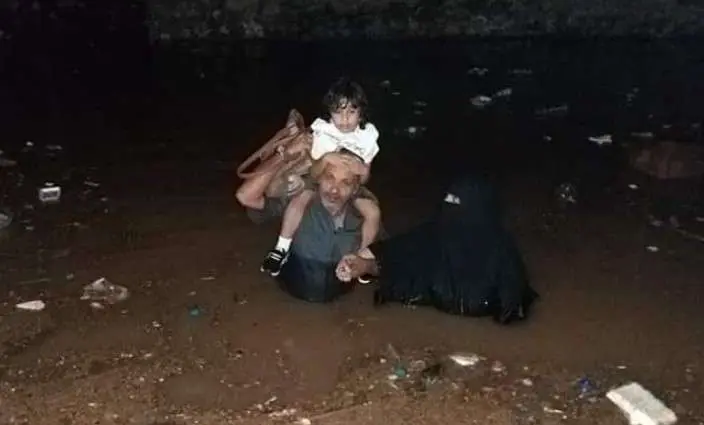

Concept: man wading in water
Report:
left=236, top=151, right=380, bottom=302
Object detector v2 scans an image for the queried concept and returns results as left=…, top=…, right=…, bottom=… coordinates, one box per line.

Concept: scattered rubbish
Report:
left=521, top=378, right=534, bottom=387
left=576, top=376, right=596, bottom=396
left=448, top=352, right=482, bottom=367
left=391, top=91, right=401, bottom=96
left=412, top=100, right=427, bottom=108
left=490, top=360, right=506, bottom=373
left=470, top=95, right=493, bottom=108
left=556, top=182, right=578, bottom=205
left=646, top=245, right=660, bottom=253
left=696, top=217, right=704, bottom=223
left=543, top=406, right=565, bottom=414
left=83, top=180, right=100, bottom=188
left=606, top=382, right=677, bottom=425
left=631, top=132, right=655, bottom=139
left=38, top=183, right=62, bottom=203
left=296, top=418, right=312, bottom=425
left=467, top=67, right=489, bottom=76
left=200, top=275, right=216, bottom=281
left=0, top=210, right=12, bottom=230
left=188, top=305, right=203, bottom=317
left=46, top=144, right=63, bottom=151
left=589, top=134, right=613, bottom=146
left=89, top=302, right=105, bottom=310
left=16, top=300, right=46, bottom=311
left=535, top=104, right=569, bottom=116
left=544, top=136, right=553, bottom=142
left=379, top=80, right=391, bottom=88
left=628, top=184, right=639, bottom=190
left=81, top=277, right=130, bottom=305
left=494, top=87, right=513, bottom=98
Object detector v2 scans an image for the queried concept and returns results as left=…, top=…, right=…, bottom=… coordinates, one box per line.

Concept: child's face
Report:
left=330, top=99, right=361, bottom=133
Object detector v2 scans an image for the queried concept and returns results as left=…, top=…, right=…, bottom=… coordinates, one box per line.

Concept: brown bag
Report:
left=237, top=109, right=314, bottom=198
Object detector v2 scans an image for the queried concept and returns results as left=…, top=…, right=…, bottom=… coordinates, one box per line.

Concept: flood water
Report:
left=1, top=37, right=704, bottom=422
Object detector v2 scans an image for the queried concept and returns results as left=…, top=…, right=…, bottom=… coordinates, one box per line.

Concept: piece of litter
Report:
left=521, top=378, right=534, bottom=387
left=628, top=184, right=639, bottom=190
left=535, top=104, right=569, bottom=116
left=606, top=382, right=677, bottom=425
left=83, top=181, right=100, bottom=188
left=448, top=352, right=482, bottom=367
left=470, top=95, right=493, bottom=108
left=467, top=67, right=489, bottom=76
left=16, top=300, right=46, bottom=311
left=631, top=132, right=655, bottom=139
left=0, top=211, right=12, bottom=230
left=296, top=419, right=312, bottom=425
left=543, top=406, right=565, bottom=414
left=494, top=87, right=512, bottom=97
left=200, top=276, right=216, bottom=281
left=89, top=302, right=105, bottom=310
left=646, top=245, right=659, bottom=253
left=81, top=277, right=130, bottom=304
left=589, top=134, right=613, bottom=146
left=38, top=184, right=62, bottom=203
left=695, top=217, right=704, bottom=223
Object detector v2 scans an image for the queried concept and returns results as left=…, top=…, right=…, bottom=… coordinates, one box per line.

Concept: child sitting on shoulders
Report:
left=261, top=77, right=381, bottom=278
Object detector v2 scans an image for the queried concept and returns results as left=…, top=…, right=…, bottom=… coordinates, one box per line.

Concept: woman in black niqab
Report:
left=359, top=176, right=538, bottom=324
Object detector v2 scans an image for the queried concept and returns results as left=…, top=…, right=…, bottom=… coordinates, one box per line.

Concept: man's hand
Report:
left=336, top=254, right=374, bottom=282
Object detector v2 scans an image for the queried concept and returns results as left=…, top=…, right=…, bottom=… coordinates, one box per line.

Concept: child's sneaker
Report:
left=358, top=275, right=373, bottom=285
left=260, top=249, right=289, bottom=277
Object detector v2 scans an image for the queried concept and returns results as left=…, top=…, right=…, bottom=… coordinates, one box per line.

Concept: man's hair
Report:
left=322, top=77, right=368, bottom=129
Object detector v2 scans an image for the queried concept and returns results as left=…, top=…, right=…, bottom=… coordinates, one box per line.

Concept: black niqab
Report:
left=370, top=177, right=538, bottom=324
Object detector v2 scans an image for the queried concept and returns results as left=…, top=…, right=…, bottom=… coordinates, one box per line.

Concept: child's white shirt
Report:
left=310, top=118, right=380, bottom=164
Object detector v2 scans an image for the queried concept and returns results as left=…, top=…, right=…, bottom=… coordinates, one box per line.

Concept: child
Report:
left=261, top=77, right=381, bottom=277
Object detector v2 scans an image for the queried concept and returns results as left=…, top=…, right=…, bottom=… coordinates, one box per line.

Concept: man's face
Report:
left=330, top=99, right=361, bottom=134
left=317, top=163, right=359, bottom=214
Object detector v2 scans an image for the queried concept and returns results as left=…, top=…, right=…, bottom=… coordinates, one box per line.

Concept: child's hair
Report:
left=322, top=77, right=368, bottom=129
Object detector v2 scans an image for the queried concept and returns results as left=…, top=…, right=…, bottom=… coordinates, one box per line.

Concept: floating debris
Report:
left=81, top=277, right=130, bottom=305
left=448, top=352, right=482, bottom=367
left=467, top=67, right=489, bottom=76
left=535, top=104, right=569, bottom=117
left=38, top=183, right=61, bottom=203
left=607, top=382, right=677, bottom=425
left=470, top=95, right=493, bottom=108
left=16, top=300, right=46, bottom=311
left=589, top=134, right=613, bottom=146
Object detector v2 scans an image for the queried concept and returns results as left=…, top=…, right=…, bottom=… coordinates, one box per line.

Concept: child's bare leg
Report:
left=278, top=189, right=315, bottom=249
left=261, top=189, right=314, bottom=276
left=353, top=197, right=381, bottom=251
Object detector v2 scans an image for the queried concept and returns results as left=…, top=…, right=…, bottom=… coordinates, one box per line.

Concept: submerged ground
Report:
left=0, top=39, right=703, bottom=424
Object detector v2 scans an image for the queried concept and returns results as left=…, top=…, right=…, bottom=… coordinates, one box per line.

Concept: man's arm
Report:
left=235, top=155, right=284, bottom=210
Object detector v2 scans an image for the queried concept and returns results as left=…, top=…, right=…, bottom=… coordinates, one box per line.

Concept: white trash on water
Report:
left=589, top=134, right=613, bottom=146
left=0, top=210, right=12, bottom=230
left=38, top=183, right=61, bottom=203
left=467, top=67, right=489, bottom=76
left=16, top=300, right=46, bottom=311
left=81, top=277, right=130, bottom=305
left=470, top=95, right=493, bottom=108
left=606, top=382, right=677, bottom=425
left=449, top=352, right=483, bottom=367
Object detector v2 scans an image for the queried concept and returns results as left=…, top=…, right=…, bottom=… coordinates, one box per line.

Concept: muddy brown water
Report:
left=0, top=39, right=703, bottom=423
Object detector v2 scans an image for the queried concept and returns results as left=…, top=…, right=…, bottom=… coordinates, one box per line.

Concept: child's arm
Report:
left=353, top=197, right=381, bottom=251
